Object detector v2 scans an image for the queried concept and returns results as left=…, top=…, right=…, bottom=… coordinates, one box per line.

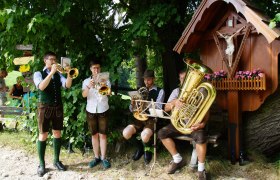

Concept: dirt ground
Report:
left=0, top=142, right=279, bottom=180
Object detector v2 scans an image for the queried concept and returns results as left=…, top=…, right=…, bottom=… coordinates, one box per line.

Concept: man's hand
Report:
left=174, top=99, right=184, bottom=109
left=88, top=79, right=95, bottom=89
left=190, top=122, right=206, bottom=131
left=50, top=64, right=57, bottom=75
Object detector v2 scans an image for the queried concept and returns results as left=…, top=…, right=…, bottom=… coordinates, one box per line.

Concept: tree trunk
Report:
left=243, top=87, right=280, bottom=155
left=135, top=55, right=146, bottom=89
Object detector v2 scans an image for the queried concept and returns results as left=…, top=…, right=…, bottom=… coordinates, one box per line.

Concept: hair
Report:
left=44, top=51, right=56, bottom=60
left=0, top=68, right=7, bottom=74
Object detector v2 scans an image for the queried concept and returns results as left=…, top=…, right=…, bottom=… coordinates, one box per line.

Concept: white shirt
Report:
left=167, top=88, right=180, bottom=103
left=82, top=77, right=111, bottom=113
left=33, top=67, right=67, bottom=89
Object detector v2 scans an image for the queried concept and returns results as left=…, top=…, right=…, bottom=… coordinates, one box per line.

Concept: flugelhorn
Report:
left=55, top=63, right=79, bottom=79
left=92, top=72, right=111, bottom=95
left=97, top=81, right=111, bottom=95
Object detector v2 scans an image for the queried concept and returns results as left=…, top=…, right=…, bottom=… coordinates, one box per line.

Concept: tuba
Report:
left=133, top=87, right=149, bottom=121
left=56, top=63, right=79, bottom=79
left=171, top=59, right=216, bottom=134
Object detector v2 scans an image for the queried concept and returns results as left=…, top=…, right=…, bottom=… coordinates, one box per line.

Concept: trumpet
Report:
left=55, top=63, right=79, bottom=79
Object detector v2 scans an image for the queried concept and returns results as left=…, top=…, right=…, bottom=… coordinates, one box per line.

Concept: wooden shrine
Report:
left=174, top=0, right=280, bottom=162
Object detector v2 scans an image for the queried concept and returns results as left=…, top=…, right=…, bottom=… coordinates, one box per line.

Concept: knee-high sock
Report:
left=143, top=141, right=153, bottom=152
left=37, top=140, right=47, bottom=166
left=53, top=138, right=62, bottom=163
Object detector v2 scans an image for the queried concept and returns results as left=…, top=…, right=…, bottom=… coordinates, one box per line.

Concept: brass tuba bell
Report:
left=55, top=63, right=79, bottom=79
left=170, top=59, right=216, bottom=134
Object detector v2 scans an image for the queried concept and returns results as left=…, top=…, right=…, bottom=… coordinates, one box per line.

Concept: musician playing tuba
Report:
left=158, top=60, right=215, bottom=179
left=82, top=58, right=111, bottom=169
left=122, top=69, right=165, bottom=165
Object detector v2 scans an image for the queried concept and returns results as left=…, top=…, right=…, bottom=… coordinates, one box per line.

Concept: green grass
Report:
left=5, top=70, right=22, bottom=87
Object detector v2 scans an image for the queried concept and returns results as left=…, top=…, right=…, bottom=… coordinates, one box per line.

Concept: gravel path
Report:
left=0, top=145, right=195, bottom=180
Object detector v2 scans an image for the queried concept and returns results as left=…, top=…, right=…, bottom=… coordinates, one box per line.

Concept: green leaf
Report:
left=269, top=21, right=276, bottom=28
left=275, top=13, right=280, bottom=21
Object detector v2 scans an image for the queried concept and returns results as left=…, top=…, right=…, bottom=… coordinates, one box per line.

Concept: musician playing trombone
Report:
left=123, top=69, right=165, bottom=164
left=82, top=57, right=111, bottom=169
left=158, top=70, right=209, bottom=180
left=33, top=51, right=73, bottom=177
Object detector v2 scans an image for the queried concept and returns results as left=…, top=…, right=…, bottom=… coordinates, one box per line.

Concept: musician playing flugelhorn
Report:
left=82, top=58, right=111, bottom=169
left=123, top=69, right=165, bottom=164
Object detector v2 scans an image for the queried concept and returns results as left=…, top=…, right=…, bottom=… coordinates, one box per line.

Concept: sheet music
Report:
left=61, top=57, right=71, bottom=68
left=128, top=91, right=141, bottom=99
left=134, top=100, right=171, bottom=119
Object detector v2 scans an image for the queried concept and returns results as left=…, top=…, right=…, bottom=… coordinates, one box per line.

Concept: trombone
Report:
left=55, top=63, right=79, bottom=79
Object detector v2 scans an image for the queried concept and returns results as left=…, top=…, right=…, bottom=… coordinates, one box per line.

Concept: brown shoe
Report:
left=167, top=160, right=186, bottom=174
left=198, top=170, right=207, bottom=180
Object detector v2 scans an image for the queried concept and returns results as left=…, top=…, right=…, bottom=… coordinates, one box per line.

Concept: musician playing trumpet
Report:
left=33, top=51, right=73, bottom=177
left=82, top=58, right=111, bottom=169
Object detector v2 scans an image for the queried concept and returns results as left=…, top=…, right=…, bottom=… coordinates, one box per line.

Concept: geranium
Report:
left=235, top=68, right=263, bottom=79
left=204, top=70, right=227, bottom=81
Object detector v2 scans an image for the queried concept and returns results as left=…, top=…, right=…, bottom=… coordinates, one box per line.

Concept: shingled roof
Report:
left=173, top=0, right=280, bottom=53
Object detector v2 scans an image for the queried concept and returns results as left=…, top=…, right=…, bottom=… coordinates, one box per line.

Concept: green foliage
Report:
left=269, top=13, right=280, bottom=28
left=2, top=0, right=278, bottom=149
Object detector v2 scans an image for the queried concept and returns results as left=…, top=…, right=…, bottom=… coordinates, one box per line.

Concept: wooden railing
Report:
left=211, top=75, right=266, bottom=91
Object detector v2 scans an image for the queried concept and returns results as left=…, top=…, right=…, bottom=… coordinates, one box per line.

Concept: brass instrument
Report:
left=133, top=87, right=149, bottom=121
left=171, top=59, right=216, bottom=134
left=97, top=81, right=111, bottom=95
left=55, top=63, right=79, bottom=79
left=92, top=72, right=111, bottom=95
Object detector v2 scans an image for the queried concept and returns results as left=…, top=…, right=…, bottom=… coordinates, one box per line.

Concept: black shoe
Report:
left=132, top=148, right=144, bottom=161
left=54, top=161, right=66, bottom=171
left=37, top=165, right=46, bottom=177
left=144, top=151, right=152, bottom=164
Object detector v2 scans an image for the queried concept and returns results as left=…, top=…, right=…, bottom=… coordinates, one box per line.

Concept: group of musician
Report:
left=33, top=51, right=208, bottom=180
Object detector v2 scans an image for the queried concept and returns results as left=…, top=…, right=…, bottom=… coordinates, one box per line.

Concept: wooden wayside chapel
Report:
left=174, top=0, right=280, bottom=162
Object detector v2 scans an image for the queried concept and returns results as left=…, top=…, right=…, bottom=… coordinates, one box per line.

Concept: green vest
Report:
left=148, top=87, right=161, bottom=101
left=38, top=70, right=62, bottom=104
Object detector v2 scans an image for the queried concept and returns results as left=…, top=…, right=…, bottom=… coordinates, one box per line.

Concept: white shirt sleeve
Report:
left=33, top=71, right=43, bottom=89
left=167, top=88, right=179, bottom=102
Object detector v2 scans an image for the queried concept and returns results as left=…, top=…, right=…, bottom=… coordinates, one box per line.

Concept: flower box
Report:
left=211, top=74, right=266, bottom=91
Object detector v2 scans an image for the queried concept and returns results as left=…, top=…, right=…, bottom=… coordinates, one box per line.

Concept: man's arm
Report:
left=190, top=111, right=210, bottom=131
left=37, top=64, right=57, bottom=91
left=65, top=75, right=73, bottom=89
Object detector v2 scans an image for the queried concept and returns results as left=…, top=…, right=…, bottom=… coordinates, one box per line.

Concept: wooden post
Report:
left=227, top=90, right=241, bottom=163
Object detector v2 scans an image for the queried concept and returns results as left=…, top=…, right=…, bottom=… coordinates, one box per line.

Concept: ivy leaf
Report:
left=269, top=21, right=276, bottom=28
left=6, top=17, right=14, bottom=30
left=275, top=13, right=280, bottom=21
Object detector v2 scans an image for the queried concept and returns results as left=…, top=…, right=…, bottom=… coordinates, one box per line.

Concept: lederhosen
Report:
left=37, top=70, right=63, bottom=133
left=133, top=87, right=161, bottom=132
